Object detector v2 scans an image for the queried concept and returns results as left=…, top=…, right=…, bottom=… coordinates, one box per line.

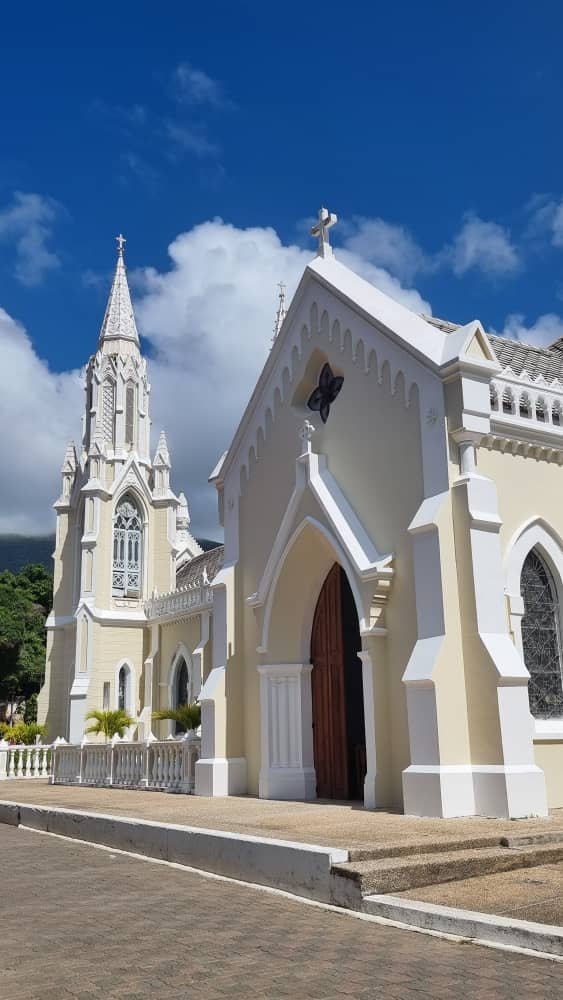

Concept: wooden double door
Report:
left=310, top=564, right=366, bottom=800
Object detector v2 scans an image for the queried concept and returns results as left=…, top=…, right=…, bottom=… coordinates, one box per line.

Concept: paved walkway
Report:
left=399, top=860, right=563, bottom=926
left=2, top=825, right=561, bottom=1000
left=4, top=780, right=563, bottom=850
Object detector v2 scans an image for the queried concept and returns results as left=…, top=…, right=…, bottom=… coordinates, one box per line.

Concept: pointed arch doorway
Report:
left=310, top=563, right=366, bottom=800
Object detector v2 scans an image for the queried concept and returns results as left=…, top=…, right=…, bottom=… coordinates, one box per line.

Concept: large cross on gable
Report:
left=311, top=207, right=337, bottom=259
left=115, top=233, right=126, bottom=256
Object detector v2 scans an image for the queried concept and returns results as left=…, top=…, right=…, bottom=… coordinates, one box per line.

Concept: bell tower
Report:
left=39, top=236, right=201, bottom=742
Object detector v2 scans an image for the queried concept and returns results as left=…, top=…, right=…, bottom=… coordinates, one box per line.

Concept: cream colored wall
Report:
left=234, top=319, right=428, bottom=806
left=534, top=743, right=563, bottom=808
left=38, top=625, right=75, bottom=739
left=84, top=623, right=147, bottom=727
left=478, top=444, right=563, bottom=803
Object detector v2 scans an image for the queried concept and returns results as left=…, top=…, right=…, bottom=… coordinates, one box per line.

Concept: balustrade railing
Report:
left=50, top=734, right=200, bottom=794
left=144, top=584, right=212, bottom=621
left=0, top=740, right=54, bottom=780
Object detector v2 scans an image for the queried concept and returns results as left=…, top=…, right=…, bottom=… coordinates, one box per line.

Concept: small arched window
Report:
left=112, top=494, right=143, bottom=596
left=521, top=549, right=563, bottom=718
left=118, top=665, right=129, bottom=711
left=174, top=658, right=190, bottom=734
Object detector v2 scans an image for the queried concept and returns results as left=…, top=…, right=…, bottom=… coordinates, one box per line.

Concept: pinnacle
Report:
left=153, top=429, right=171, bottom=467
left=98, top=238, right=140, bottom=349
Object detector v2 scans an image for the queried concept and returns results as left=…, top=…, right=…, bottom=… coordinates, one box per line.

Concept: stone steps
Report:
left=333, top=839, right=563, bottom=897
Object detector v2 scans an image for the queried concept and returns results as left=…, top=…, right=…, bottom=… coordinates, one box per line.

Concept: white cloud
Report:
left=341, top=217, right=431, bottom=283
left=448, top=214, right=520, bottom=277
left=163, top=122, right=220, bottom=159
left=134, top=221, right=430, bottom=537
left=0, top=220, right=430, bottom=538
left=0, top=308, right=82, bottom=534
left=524, top=193, right=563, bottom=248
left=172, top=63, right=230, bottom=108
left=496, top=312, right=563, bottom=348
left=0, top=192, right=61, bottom=286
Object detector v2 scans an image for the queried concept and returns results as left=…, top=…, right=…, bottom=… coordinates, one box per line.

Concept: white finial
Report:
left=116, top=233, right=126, bottom=257
left=311, top=207, right=337, bottom=259
left=272, top=281, right=287, bottom=341
left=299, top=419, right=316, bottom=455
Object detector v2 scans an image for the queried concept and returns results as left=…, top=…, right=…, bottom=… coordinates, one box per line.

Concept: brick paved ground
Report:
left=1, top=826, right=561, bottom=1000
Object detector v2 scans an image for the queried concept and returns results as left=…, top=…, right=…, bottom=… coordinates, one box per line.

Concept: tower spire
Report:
left=272, top=281, right=287, bottom=342
left=98, top=234, right=140, bottom=351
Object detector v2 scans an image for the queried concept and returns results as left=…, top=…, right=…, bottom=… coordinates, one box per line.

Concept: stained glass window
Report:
left=521, top=550, right=563, bottom=719
left=112, top=494, right=142, bottom=596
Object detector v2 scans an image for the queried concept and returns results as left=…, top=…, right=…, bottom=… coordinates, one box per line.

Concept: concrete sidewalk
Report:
left=3, top=779, right=563, bottom=850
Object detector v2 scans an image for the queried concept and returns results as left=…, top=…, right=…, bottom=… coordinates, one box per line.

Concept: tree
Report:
left=84, top=709, right=136, bottom=741
left=152, top=702, right=201, bottom=733
left=0, top=563, right=53, bottom=720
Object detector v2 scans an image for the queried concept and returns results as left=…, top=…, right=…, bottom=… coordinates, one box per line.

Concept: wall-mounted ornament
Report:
left=307, top=362, right=344, bottom=424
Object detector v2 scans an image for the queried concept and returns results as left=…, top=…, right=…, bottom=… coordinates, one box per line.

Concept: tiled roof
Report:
left=176, top=544, right=224, bottom=589
left=424, top=314, right=563, bottom=383
left=487, top=334, right=563, bottom=383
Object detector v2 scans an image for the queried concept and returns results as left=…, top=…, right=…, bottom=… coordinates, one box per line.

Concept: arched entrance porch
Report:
left=258, top=517, right=376, bottom=806
left=311, top=563, right=366, bottom=800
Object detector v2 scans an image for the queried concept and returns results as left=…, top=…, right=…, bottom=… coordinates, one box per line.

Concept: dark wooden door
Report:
left=311, top=564, right=349, bottom=799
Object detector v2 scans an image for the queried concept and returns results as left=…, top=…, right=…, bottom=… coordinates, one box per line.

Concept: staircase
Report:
left=330, top=832, right=563, bottom=907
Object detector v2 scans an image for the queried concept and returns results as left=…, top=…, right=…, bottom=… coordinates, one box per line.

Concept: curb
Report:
left=362, top=894, right=563, bottom=958
left=0, top=800, right=348, bottom=903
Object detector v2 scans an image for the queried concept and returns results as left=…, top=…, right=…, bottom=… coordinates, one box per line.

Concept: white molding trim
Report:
left=534, top=719, right=563, bottom=741
left=505, top=517, right=563, bottom=599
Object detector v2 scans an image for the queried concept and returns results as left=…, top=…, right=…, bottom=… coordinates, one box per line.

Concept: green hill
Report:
left=0, top=536, right=55, bottom=573
left=0, top=534, right=221, bottom=574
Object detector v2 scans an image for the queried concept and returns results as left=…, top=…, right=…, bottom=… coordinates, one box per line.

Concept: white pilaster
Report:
left=258, top=663, right=316, bottom=800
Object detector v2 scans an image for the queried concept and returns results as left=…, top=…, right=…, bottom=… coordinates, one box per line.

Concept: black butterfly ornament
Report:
left=307, top=362, right=344, bottom=424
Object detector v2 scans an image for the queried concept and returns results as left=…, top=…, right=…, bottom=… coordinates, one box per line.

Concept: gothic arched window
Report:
left=112, top=494, right=143, bottom=596
left=118, top=665, right=129, bottom=711
left=175, top=658, right=190, bottom=734
left=521, top=549, right=563, bottom=719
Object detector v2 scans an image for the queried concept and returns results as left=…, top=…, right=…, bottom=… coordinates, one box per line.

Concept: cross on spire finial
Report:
left=115, top=233, right=126, bottom=257
left=311, top=207, right=337, bottom=259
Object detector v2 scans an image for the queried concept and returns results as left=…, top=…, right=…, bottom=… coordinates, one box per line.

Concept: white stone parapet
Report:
left=144, top=585, right=213, bottom=622
left=490, top=373, right=563, bottom=438
left=51, top=734, right=201, bottom=794
left=0, top=740, right=54, bottom=780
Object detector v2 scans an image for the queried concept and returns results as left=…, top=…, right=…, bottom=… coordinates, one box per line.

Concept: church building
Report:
left=40, top=211, right=563, bottom=820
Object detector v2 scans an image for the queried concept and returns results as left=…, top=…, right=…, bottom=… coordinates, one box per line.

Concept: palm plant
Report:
left=152, top=702, right=201, bottom=734
left=84, top=709, right=136, bottom=741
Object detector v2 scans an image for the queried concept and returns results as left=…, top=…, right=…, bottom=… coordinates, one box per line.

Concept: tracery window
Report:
left=112, top=494, right=142, bottom=596
left=521, top=549, right=563, bottom=719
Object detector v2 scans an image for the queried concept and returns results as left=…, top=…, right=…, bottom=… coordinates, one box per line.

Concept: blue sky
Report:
left=2, top=1, right=563, bottom=535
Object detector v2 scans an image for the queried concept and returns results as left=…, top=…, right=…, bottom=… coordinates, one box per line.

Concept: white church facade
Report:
left=39, top=214, right=563, bottom=819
